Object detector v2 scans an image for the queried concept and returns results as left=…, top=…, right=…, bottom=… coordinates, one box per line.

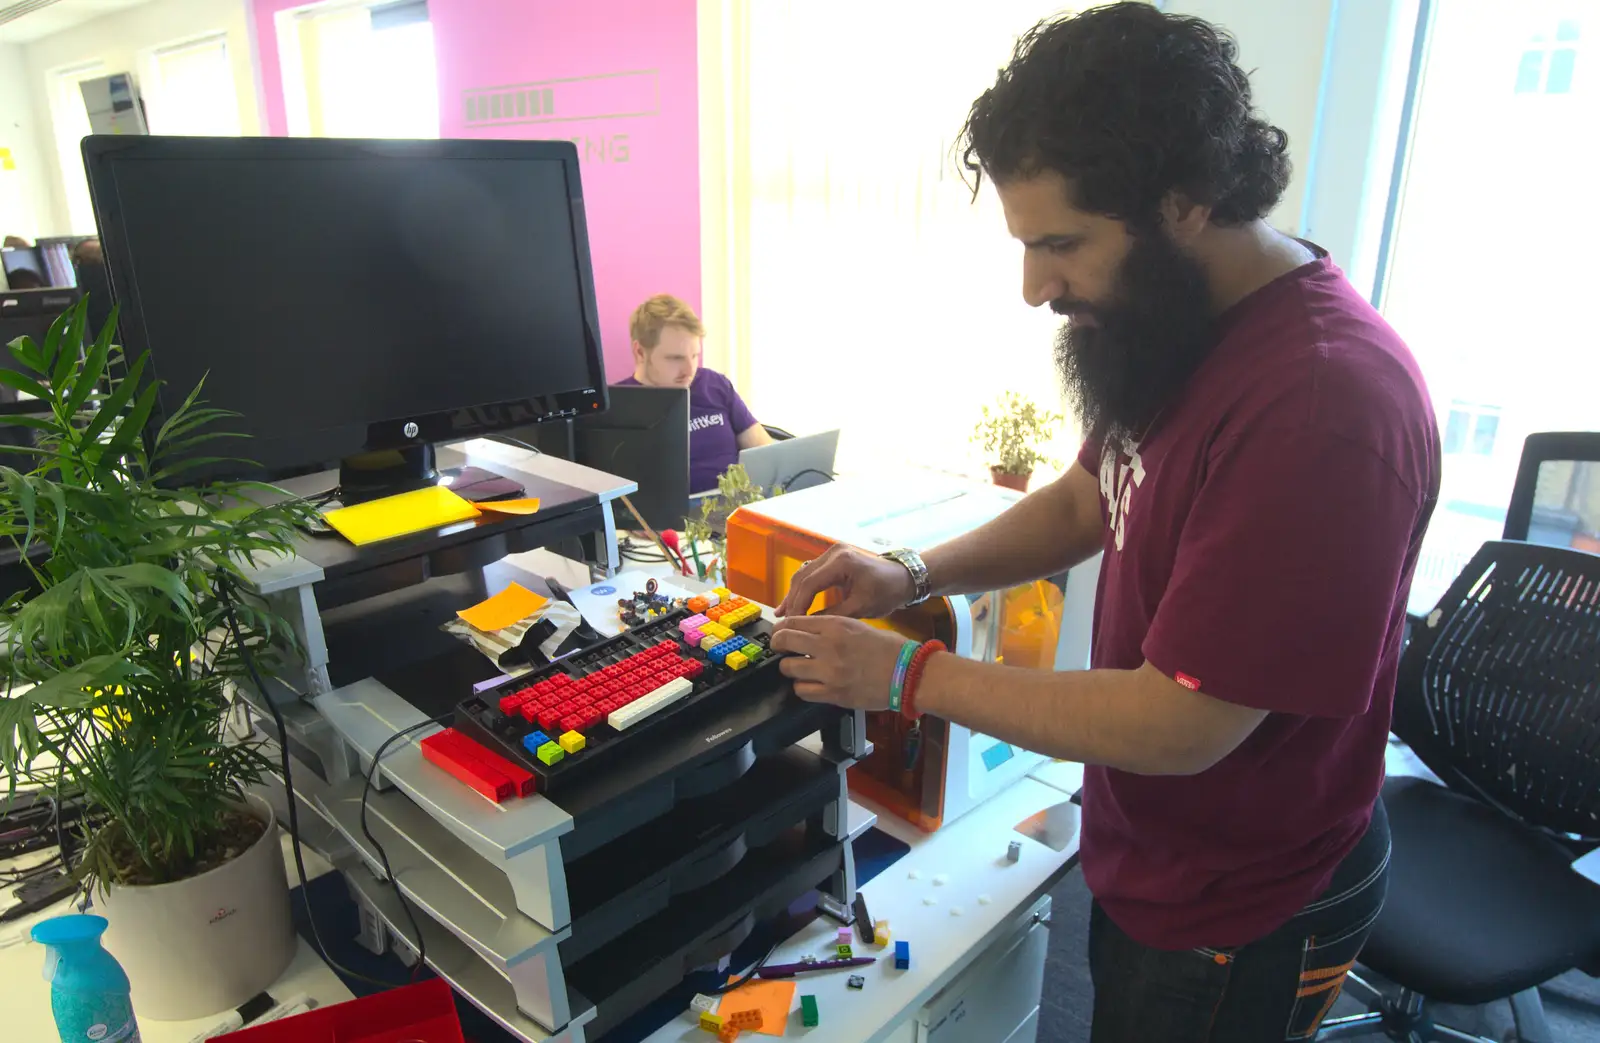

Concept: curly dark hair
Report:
left=958, top=3, right=1290, bottom=226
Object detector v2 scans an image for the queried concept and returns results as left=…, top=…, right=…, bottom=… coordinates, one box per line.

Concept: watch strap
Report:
left=883, top=548, right=931, bottom=606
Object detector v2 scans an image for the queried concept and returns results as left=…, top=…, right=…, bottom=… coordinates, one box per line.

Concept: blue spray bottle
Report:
left=31, top=914, right=141, bottom=1043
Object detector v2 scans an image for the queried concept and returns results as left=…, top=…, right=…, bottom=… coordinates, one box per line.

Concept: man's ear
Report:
left=1159, top=191, right=1212, bottom=244
left=631, top=339, right=647, bottom=365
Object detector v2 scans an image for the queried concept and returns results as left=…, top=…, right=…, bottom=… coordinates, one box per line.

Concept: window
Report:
left=141, top=34, right=241, bottom=137
left=281, top=0, right=439, bottom=139
left=710, top=0, right=1082, bottom=478
left=1375, top=1, right=1598, bottom=611
left=1514, top=18, right=1581, bottom=93
left=48, top=62, right=107, bottom=235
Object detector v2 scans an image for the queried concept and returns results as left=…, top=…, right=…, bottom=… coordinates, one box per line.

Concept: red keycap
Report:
left=573, top=693, right=594, bottom=708
left=684, top=659, right=705, bottom=679
left=561, top=713, right=583, bottom=733
left=518, top=702, right=540, bottom=722
left=537, top=707, right=562, bottom=731
left=499, top=693, right=525, bottom=714
left=581, top=709, right=603, bottom=730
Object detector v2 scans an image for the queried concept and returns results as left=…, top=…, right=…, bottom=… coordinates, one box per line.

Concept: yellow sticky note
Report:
left=458, top=581, right=549, bottom=633
left=718, top=976, right=794, bottom=1036
left=322, top=485, right=480, bottom=546
left=0, top=148, right=14, bottom=171
left=476, top=497, right=542, bottom=516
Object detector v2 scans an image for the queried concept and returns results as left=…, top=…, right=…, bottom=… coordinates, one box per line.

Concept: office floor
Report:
left=1036, top=869, right=1600, bottom=1043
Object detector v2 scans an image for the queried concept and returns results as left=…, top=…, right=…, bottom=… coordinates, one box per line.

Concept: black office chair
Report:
left=1319, top=540, right=1600, bottom=1043
left=1502, top=431, right=1600, bottom=547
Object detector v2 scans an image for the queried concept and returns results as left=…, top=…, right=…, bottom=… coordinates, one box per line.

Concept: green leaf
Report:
left=79, top=353, right=147, bottom=448
left=6, top=332, right=44, bottom=374
left=52, top=300, right=88, bottom=389
left=64, top=313, right=113, bottom=417
left=0, top=367, right=50, bottom=402
left=21, top=655, right=142, bottom=709
left=98, top=380, right=162, bottom=478
left=1, top=468, right=38, bottom=548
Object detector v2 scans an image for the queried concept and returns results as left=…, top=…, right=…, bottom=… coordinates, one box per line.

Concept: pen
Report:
left=759, top=956, right=877, bottom=979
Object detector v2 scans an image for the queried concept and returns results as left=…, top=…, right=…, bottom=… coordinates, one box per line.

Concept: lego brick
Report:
left=558, top=730, right=586, bottom=754
left=536, top=741, right=565, bottom=766
left=801, top=994, right=819, bottom=1027
left=847, top=974, right=865, bottom=989
left=874, top=920, right=890, bottom=946
left=717, top=1026, right=739, bottom=1043
left=699, top=1010, right=723, bottom=1032
left=726, top=651, right=749, bottom=670
left=701, top=635, right=720, bottom=652
left=894, top=940, right=909, bottom=970
left=432, top=731, right=536, bottom=797
left=521, top=731, right=551, bottom=755
left=713, top=586, right=733, bottom=599
left=837, top=927, right=852, bottom=947
left=1007, top=839, right=1022, bottom=863
left=835, top=943, right=853, bottom=959
left=708, top=645, right=728, bottom=666
left=608, top=676, right=693, bottom=730
left=684, top=628, right=703, bottom=645
left=420, top=732, right=513, bottom=802
left=726, top=1009, right=763, bottom=1030
left=689, top=994, right=717, bottom=1014
left=703, top=591, right=721, bottom=608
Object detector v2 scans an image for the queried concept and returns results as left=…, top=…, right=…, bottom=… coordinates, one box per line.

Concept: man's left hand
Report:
left=770, top=615, right=908, bottom=709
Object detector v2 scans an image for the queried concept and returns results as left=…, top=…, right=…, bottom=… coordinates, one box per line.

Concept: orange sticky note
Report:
left=718, top=976, right=795, bottom=1036
left=476, top=497, right=542, bottom=516
left=458, top=582, right=549, bottom=633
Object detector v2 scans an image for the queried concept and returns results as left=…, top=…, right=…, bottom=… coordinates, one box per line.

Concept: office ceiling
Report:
left=0, top=0, right=155, bottom=45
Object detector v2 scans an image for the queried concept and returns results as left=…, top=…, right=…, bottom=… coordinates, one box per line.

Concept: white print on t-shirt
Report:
left=690, top=413, right=727, bottom=432
left=1099, top=439, right=1146, bottom=553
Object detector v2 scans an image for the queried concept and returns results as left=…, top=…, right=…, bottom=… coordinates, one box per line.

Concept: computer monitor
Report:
left=83, top=135, right=609, bottom=497
left=568, top=385, right=690, bottom=531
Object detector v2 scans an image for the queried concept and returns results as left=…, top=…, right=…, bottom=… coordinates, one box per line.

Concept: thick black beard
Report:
left=1053, top=231, right=1217, bottom=446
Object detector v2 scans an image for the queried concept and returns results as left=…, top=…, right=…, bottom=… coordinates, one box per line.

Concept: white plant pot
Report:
left=98, top=793, right=295, bottom=1021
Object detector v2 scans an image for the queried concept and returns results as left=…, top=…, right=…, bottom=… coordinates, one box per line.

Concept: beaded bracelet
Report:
left=887, top=640, right=919, bottom=713
left=900, top=640, right=947, bottom=721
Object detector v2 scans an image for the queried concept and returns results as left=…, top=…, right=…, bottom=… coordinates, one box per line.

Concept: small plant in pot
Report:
left=684, top=464, right=765, bottom=585
left=0, top=299, right=317, bottom=1020
left=973, top=392, right=1063, bottom=492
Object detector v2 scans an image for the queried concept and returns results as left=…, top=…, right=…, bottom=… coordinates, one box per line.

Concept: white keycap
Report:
left=608, top=677, right=693, bottom=731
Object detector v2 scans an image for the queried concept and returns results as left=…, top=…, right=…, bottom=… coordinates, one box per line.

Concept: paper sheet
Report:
left=564, top=571, right=698, bottom=637
left=718, top=976, right=796, bottom=1036
left=476, top=497, right=542, bottom=516
left=458, top=582, right=549, bottom=633
left=322, top=485, right=481, bottom=546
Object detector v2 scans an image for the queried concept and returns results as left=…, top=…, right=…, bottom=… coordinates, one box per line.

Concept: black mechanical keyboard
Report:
left=453, top=597, right=786, bottom=795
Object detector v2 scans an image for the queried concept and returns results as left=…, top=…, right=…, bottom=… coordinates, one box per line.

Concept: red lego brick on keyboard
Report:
left=537, top=707, right=562, bottom=731
left=435, top=728, right=536, bottom=798
left=519, top=703, right=541, bottom=723
left=561, top=713, right=583, bottom=733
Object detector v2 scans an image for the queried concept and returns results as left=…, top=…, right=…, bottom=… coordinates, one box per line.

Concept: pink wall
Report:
left=250, top=0, right=701, bottom=381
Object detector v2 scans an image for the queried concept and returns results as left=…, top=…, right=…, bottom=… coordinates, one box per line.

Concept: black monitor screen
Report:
left=85, top=137, right=607, bottom=478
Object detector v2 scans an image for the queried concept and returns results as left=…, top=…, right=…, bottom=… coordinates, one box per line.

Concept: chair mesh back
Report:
left=1394, top=540, right=1600, bottom=837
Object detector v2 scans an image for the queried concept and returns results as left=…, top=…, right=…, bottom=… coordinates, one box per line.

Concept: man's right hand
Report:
left=776, top=544, right=918, bottom=619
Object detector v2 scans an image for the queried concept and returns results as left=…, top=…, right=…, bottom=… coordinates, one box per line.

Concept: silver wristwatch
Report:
left=883, top=547, right=932, bottom=606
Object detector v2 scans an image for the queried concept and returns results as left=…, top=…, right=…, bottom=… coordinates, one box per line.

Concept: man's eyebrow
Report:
left=1021, top=233, right=1086, bottom=249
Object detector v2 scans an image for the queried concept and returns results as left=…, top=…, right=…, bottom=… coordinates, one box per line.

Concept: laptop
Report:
left=737, top=429, right=840, bottom=495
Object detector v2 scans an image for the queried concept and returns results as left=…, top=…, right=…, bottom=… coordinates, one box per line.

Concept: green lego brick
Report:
left=536, top=741, right=565, bottom=766
left=801, top=994, right=819, bottom=1027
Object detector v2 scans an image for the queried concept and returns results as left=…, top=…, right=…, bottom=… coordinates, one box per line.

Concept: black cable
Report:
left=360, top=716, right=450, bottom=981
left=778, top=468, right=835, bottom=491
left=218, top=576, right=413, bottom=991
left=704, top=939, right=783, bottom=995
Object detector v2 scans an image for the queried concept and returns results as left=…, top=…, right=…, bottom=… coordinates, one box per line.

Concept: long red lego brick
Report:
left=420, top=731, right=513, bottom=802
left=433, top=728, right=536, bottom=797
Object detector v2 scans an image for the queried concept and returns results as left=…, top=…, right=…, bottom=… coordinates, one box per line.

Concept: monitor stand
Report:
left=337, top=444, right=525, bottom=505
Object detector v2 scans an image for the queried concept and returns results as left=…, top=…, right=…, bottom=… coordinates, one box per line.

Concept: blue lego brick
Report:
left=708, top=646, right=728, bottom=666
left=522, top=731, right=551, bottom=755
left=894, top=940, right=909, bottom=970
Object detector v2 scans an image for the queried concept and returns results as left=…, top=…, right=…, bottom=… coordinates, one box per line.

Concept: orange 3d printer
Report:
left=725, top=472, right=1099, bottom=831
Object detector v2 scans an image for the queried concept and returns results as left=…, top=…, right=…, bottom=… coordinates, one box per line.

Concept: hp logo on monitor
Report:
left=403, top=422, right=419, bottom=439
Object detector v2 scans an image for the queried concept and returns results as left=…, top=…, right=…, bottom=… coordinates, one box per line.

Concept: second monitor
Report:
left=567, top=385, right=690, bottom=532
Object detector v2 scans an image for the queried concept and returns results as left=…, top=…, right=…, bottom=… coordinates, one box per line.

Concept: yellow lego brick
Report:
left=726, top=651, right=748, bottom=670
left=713, top=587, right=732, bottom=600
left=699, top=1010, right=724, bottom=1032
left=558, top=730, right=586, bottom=754
left=536, top=741, right=564, bottom=766
left=701, top=635, right=720, bottom=651
left=707, top=623, right=734, bottom=640
left=874, top=919, right=890, bottom=945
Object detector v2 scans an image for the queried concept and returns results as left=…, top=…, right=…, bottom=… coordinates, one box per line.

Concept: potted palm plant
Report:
left=0, top=299, right=316, bottom=1019
left=973, top=392, right=1063, bottom=492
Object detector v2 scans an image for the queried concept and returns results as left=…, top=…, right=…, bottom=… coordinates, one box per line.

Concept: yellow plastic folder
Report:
left=322, top=486, right=482, bottom=546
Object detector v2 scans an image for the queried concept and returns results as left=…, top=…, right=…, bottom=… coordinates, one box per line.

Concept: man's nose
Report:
left=1022, top=252, right=1064, bottom=309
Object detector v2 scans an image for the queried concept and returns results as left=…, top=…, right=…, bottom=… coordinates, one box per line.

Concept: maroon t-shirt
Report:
left=1076, top=250, right=1439, bottom=950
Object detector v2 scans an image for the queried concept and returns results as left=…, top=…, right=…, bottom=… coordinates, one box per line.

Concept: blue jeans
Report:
left=1088, top=801, right=1390, bottom=1042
